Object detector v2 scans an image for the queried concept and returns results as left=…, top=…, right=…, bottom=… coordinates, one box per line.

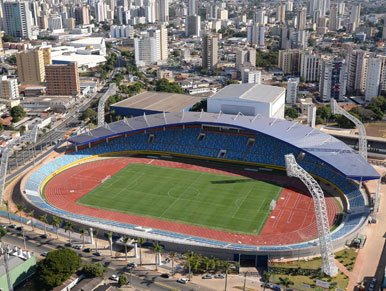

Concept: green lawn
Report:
left=76, top=163, right=282, bottom=235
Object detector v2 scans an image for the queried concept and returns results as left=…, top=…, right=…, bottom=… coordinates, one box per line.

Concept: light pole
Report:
left=1, top=246, right=13, bottom=291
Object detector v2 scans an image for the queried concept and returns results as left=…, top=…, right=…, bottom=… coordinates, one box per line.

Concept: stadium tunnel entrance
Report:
left=234, top=254, right=268, bottom=268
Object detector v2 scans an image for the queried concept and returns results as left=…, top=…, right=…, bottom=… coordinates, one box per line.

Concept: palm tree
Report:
left=93, top=229, right=99, bottom=252
left=3, top=200, right=11, bottom=224
left=15, top=204, right=25, bottom=227
left=52, top=216, right=62, bottom=239
left=27, top=210, right=34, bottom=231
left=136, top=237, right=145, bottom=265
left=203, top=256, right=211, bottom=273
left=183, top=251, right=195, bottom=281
left=279, top=277, right=294, bottom=291
left=222, top=261, right=231, bottom=291
left=80, top=228, right=87, bottom=248
left=169, top=251, right=176, bottom=275
left=262, top=272, right=271, bottom=291
left=107, top=232, right=113, bottom=257
left=152, top=243, right=163, bottom=271
left=64, top=221, right=74, bottom=244
left=40, top=214, right=49, bottom=236
left=122, top=236, right=129, bottom=261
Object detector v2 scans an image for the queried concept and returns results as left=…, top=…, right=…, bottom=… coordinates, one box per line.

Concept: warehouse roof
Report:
left=210, top=84, right=285, bottom=103
left=69, top=111, right=379, bottom=181
left=110, top=91, right=204, bottom=112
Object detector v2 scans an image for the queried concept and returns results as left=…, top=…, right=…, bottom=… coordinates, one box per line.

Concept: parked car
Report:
left=177, top=278, right=188, bottom=284
left=127, top=262, right=137, bottom=268
left=8, top=224, right=16, bottom=229
left=160, top=273, right=170, bottom=278
left=74, top=245, right=82, bottom=250
left=272, top=286, right=283, bottom=291
left=0, top=224, right=6, bottom=229
left=41, top=234, right=48, bottom=239
left=16, top=226, right=23, bottom=231
left=215, top=274, right=225, bottom=279
left=202, top=274, right=213, bottom=279
left=110, top=274, right=119, bottom=281
left=83, top=248, right=91, bottom=253
left=41, top=252, right=48, bottom=257
left=94, top=251, right=102, bottom=256
left=65, top=242, right=73, bottom=247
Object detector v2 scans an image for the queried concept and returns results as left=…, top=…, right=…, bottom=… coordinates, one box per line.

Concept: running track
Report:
left=44, top=157, right=340, bottom=246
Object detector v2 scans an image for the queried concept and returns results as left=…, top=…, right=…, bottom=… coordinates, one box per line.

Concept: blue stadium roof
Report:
left=69, top=112, right=379, bottom=181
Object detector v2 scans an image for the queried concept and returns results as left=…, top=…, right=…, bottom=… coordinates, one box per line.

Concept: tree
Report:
left=40, top=214, right=49, bottom=236
left=169, top=251, right=176, bottom=275
left=3, top=200, right=11, bottom=224
left=27, top=210, right=35, bottom=231
left=2, top=34, right=14, bottom=42
left=262, top=271, right=271, bottom=291
left=80, top=108, right=97, bottom=124
left=183, top=251, right=195, bottom=280
left=93, top=229, right=99, bottom=252
left=52, top=216, right=62, bottom=239
left=316, top=105, right=331, bottom=122
left=136, top=237, right=145, bottom=265
left=82, top=262, right=105, bottom=277
left=0, top=227, right=7, bottom=241
left=119, top=274, right=128, bottom=286
left=285, top=107, right=298, bottom=119
left=80, top=228, right=87, bottom=248
left=15, top=204, right=25, bottom=227
left=64, top=221, right=74, bottom=244
left=122, top=236, right=129, bottom=261
left=152, top=243, right=163, bottom=271
left=279, top=277, right=294, bottom=291
left=10, top=105, right=26, bottom=123
left=36, top=249, right=81, bottom=290
left=222, top=261, right=231, bottom=291
left=107, top=232, right=113, bottom=257
left=155, top=79, right=185, bottom=94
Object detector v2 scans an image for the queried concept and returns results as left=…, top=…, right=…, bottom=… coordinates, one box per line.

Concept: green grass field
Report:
left=76, top=164, right=283, bottom=235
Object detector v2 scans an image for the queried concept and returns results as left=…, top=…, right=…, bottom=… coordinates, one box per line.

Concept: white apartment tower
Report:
left=185, top=15, right=201, bottom=37
left=350, top=4, right=361, bottom=31
left=277, top=4, right=286, bottom=23
left=365, top=57, right=382, bottom=101
left=300, top=51, right=320, bottom=82
left=158, top=0, right=169, bottom=23
left=2, top=1, right=33, bottom=39
left=286, top=78, right=299, bottom=104
left=188, top=0, right=198, bottom=16
left=247, top=24, right=265, bottom=46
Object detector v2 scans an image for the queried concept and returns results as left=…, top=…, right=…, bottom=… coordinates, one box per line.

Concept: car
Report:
left=16, top=226, right=23, bottom=231
left=65, top=242, right=73, bottom=247
left=94, top=251, right=102, bottom=256
left=41, top=252, right=48, bottom=257
left=215, top=274, right=225, bottom=279
left=202, top=274, right=213, bottom=279
left=272, top=286, right=283, bottom=291
left=177, top=278, right=188, bottom=284
left=83, top=248, right=91, bottom=253
left=110, top=274, right=119, bottom=281
left=160, top=273, right=170, bottom=278
left=74, top=245, right=82, bottom=250
left=372, top=278, right=377, bottom=284
left=8, top=224, right=16, bottom=229
left=0, top=224, right=6, bottom=229
left=127, top=262, right=137, bottom=268
left=41, top=234, right=48, bottom=239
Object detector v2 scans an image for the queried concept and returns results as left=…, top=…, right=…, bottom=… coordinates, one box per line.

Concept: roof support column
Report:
left=374, top=178, right=381, bottom=213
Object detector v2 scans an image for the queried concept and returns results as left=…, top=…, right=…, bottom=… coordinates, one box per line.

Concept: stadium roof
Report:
left=210, top=84, right=285, bottom=103
left=69, top=112, right=379, bottom=181
left=110, top=91, right=204, bottom=112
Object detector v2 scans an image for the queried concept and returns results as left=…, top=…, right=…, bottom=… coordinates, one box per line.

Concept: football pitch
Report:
left=76, top=163, right=283, bottom=235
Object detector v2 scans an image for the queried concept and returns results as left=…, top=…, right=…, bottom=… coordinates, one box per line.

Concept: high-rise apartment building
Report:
left=95, top=0, right=105, bottom=22
left=253, top=9, right=266, bottom=25
left=236, top=48, right=256, bottom=70
left=45, top=62, right=80, bottom=96
left=286, top=78, right=299, bottom=104
left=145, top=0, right=156, bottom=23
left=345, top=49, right=369, bottom=94
left=202, top=34, right=219, bottom=70
left=186, top=15, right=200, bottom=37
left=2, top=1, right=33, bottom=39
left=328, top=4, right=340, bottom=31
left=278, top=49, right=302, bottom=75
left=247, top=24, right=265, bottom=46
left=0, top=76, right=19, bottom=99
left=350, top=4, right=361, bottom=31
left=319, top=59, right=347, bottom=102
left=277, top=4, right=286, bottom=23
left=159, top=24, right=168, bottom=61
left=16, top=49, right=46, bottom=84
left=158, top=0, right=169, bottom=23
left=188, top=0, right=198, bottom=16
left=75, top=6, right=90, bottom=25
left=134, top=26, right=167, bottom=66
left=297, top=7, right=307, bottom=30
left=241, top=69, right=261, bottom=84
left=300, top=51, right=320, bottom=82
left=365, top=57, right=382, bottom=101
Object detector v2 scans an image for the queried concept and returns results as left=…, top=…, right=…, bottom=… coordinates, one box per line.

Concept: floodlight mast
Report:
left=330, top=99, right=367, bottom=161
left=285, top=154, right=338, bottom=277
left=98, top=83, right=117, bottom=127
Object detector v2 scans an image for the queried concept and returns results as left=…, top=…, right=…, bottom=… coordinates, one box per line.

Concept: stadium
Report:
left=20, top=111, right=379, bottom=265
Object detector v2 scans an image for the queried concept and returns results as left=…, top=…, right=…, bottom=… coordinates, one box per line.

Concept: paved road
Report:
left=2, top=227, right=211, bottom=291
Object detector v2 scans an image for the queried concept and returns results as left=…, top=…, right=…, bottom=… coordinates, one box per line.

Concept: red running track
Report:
left=44, top=157, right=340, bottom=246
